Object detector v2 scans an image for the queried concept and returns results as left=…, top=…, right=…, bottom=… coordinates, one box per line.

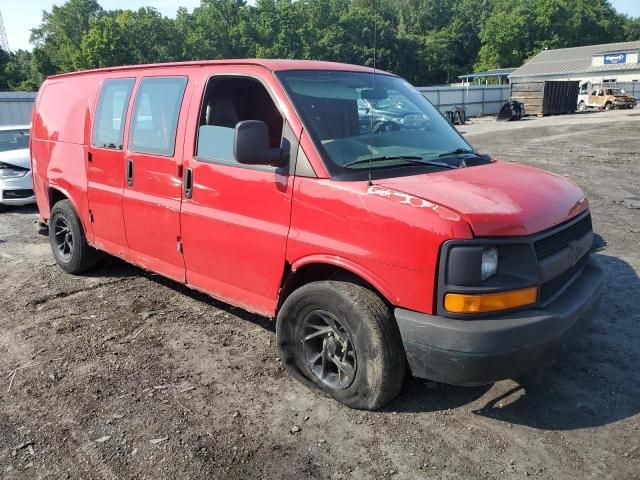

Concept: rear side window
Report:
left=129, top=77, right=187, bottom=156
left=93, top=78, right=135, bottom=149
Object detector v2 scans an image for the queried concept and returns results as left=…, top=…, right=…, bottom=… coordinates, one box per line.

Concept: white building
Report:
left=510, top=41, right=640, bottom=91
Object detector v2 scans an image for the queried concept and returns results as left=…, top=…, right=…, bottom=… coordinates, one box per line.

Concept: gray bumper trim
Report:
left=394, top=254, right=603, bottom=384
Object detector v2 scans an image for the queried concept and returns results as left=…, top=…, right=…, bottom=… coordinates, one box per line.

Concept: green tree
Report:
left=4, top=0, right=638, bottom=91
left=30, top=0, right=104, bottom=72
left=80, top=14, right=129, bottom=68
left=176, top=0, right=248, bottom=59
left=0, top=49, right=10, bottom=90
left=0, top=50, right=41, bottom=91
left=623, top=16, right=640, bottom=41
left=476, top=0, right=629, bottom=71
left=80, top=7, right=184, bottom=69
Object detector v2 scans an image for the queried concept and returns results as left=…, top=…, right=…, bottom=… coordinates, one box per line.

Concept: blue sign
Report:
left=604, top=53, right=627, bottom=65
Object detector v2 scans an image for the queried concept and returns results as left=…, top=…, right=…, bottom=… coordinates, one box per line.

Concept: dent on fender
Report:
left=367, top=185, right=461, bottom=221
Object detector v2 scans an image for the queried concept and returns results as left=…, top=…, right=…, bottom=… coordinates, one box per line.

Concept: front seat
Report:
left=207, top=96, right=240, bottom=129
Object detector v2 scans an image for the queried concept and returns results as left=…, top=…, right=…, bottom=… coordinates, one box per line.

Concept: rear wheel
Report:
left=276, top=280, right=406, bottom=410
left=49, top=200, right=102, bottom=273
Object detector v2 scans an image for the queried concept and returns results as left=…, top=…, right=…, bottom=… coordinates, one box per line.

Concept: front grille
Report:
left=540, top=254, right=589, bottom=304
left=2, top=189, right=34, bottom=200
left=534, top=214, right=592, bottom=260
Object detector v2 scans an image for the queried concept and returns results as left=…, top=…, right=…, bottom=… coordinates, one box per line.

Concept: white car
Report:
left=0, top=125, right=34, bottom=208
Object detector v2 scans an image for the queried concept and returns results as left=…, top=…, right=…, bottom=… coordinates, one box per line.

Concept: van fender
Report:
left=47, top=182, right=93, bottom=239
left=289, top=254, right=398, bottom=305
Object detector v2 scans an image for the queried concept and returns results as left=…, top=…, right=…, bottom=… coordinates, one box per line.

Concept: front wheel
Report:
left=605, top=102, right=612, bottom=111
left=276, top=281, right=406, bottom=410
left=49, top=199, right=102, bottom=273
left=578, top=101, right=586, bottom=112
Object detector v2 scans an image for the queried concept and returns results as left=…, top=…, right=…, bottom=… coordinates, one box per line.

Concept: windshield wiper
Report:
left=437, top=148, right=475, bottom=158
left=343, top=155, right=457, bottom=169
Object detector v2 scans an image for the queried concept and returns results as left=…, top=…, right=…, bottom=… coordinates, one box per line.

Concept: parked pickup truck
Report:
left=578, top=87, right=636, bottom=111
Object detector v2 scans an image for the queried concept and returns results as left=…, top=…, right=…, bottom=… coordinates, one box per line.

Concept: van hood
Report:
left=0, top=149, right=30, bottom=169
left=376, top=161, right=588, bottom=236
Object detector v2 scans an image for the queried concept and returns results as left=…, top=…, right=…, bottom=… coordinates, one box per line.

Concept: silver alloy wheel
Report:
left=300, top=310, right=357, bottom=390
left=53, top=216, right=73, bottom=261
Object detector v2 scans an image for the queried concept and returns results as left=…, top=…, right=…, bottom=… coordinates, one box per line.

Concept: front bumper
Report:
left=0, top=171, right=35, bottom=206
left=395, top=255, right=603, bottom=386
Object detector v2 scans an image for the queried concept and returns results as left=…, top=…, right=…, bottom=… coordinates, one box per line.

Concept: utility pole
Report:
left=0, top=11, right=10, bottom=52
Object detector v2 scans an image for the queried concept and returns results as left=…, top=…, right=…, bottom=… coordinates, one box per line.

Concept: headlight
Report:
left=481, top=247, right=498, bottom=280
left=0, top=162, right=29, bottom=178
left=440, top=241, right=538, bottom=316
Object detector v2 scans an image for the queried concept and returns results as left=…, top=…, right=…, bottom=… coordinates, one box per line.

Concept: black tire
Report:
left=49, top=199, right=102, bottom=273
left=276, top=280, right=406, bottom=410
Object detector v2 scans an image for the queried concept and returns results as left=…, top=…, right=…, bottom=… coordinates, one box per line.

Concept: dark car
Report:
left=357, top=96, right=430, bottom=133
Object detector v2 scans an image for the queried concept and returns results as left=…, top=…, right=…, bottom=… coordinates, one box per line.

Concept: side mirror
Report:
left=233, top=120, right=285, bottom=166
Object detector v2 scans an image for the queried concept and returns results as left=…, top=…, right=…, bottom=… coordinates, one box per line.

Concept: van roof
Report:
left=48, top=59, right=391, bottom=79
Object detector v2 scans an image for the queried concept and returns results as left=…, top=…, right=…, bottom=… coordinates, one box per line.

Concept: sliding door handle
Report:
left=126, top=158, right=134, bottom=187
left=184, top=168, right=193, bottom=199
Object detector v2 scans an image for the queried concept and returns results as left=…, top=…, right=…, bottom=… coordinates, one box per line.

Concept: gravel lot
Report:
left=1, top=109, right=639, bottom=479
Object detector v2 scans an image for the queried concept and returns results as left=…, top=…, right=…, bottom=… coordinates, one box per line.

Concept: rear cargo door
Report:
left=122, top=75, right=190, bottom=282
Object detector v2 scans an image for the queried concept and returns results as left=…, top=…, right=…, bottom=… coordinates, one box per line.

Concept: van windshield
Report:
left=276, top=70, right=474, bottom=178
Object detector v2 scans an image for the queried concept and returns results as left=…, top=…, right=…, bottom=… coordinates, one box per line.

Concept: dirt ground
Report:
left=1, top=109, right=639, bottom=479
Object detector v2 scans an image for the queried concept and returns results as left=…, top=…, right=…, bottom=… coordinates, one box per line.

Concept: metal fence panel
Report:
left=416, top=85, right=510, bottom=117
left=614, top=82, right=640, bottom=100
left=0, top=92, right=37, bottom=126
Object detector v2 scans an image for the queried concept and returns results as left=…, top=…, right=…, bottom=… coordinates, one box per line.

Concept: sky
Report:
left=2, top=0, right=640, bottom=52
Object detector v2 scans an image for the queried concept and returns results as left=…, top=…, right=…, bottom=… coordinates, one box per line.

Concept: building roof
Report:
left=510, top=41, right=640, bottom=78
left=458, top=68, right=516, bottom=79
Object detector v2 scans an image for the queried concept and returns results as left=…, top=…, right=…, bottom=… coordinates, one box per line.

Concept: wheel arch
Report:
left=48, top=186, right=71, bottom=213
left=47, top=185, right=91, bottom=237
left=278, top=255, right=397, bottom=311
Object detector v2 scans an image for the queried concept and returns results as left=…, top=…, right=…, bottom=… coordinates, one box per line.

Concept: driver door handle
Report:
left=184, top=168, right=193, bottom=199
left=126, top=158, right=134, bottom=187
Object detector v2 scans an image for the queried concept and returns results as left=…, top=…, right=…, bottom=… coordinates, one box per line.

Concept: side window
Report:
left=196, top=77, right=283, bottom=164
left=129, top=76, right=187, bottom=156
left=93, top=78, right=135, bottom=149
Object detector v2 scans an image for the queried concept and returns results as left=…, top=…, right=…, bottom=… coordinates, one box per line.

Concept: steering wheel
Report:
left=373, top=121, right=401, bottom=134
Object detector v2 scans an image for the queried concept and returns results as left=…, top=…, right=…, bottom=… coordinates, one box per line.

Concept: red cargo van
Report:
left=31, top=60, right=603, bottom=409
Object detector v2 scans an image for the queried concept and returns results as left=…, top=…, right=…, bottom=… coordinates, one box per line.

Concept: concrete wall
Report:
left=0, top=92, right=37, bottom=126
left=417, top=85, right=510, bottom=117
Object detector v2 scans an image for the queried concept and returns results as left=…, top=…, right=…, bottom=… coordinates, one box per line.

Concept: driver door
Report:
left=179, top=68, right=301, bottom=316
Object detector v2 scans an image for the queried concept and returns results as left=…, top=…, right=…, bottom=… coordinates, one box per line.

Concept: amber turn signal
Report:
left=444, top=287, right=538, bottom=314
